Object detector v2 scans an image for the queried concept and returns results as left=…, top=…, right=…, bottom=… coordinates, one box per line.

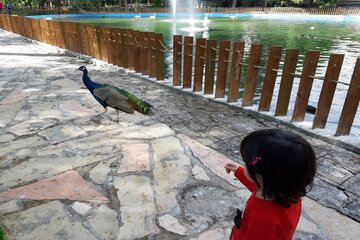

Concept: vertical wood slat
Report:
left=47, top=20, right=56, bottom=46
left=183, top=36, right=193, bottom=88
left=227, top=42, right=245, bottom=102
left=39, top=19, right=49, bottom=43
left=23, top=17, right=34, bottom=40
left=141, top=32, right=149, bottom=75
left=193, top=38, right=207, bottom=91
left=149, top=32, right=157, bottom=78
left=291, top=51, right=320, bottom=121
left=97, top=26, right=108, bottom=62
left=147, top=32, right=154, bottom=76
left=74, top=22, right=84, bottom=54
left=204, top=40, right=217, bottom=94
left=60, top=22, right=70, bottom=51
left=173, top=35, right=182, bottom=86
left=120, top=29, right=128, bottom=68
left=79, top=24, right=91, bottom=56
left=107, top=28, right=115, bottom=64
left=336, top=58, right=360, bottom=135
left=274, top=49, right=300, bottom=116
left=89, top=25, right=100, bottom=59
left=133, top=31, right=142, bottom=72
left=242, top=44, right=263, bottom=106
left=84, top=25, right=93, bottom=57
left=258, top=46, right=283, bottom=110
left=67, top=22, right=76, bottom=52
left=155, top=33, right=165, bottom=80
left=127, top=29, right=135, bottom=70
left=215, top=40, right=231, bottom=98
left=110, top=28, right=121, bottom=66
left=312, top=54, right=345, bottom=129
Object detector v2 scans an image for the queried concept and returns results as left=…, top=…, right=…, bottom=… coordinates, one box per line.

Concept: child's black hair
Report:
left=240, top=129, right=316, bottom=208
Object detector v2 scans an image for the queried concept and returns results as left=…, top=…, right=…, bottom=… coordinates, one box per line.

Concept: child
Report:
left=225, top=129, right=316, bottom=240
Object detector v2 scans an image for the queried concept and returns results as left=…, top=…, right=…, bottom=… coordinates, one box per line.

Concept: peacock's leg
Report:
left=116, top=110, right=120, bottom=122
left=102, top=107, right=108, bottom=114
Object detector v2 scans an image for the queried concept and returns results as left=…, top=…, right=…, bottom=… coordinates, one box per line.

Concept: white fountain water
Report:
left=170, top=0, right=210, bottom=36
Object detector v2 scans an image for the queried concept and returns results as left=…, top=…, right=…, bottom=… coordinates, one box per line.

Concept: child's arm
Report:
left=225, top=163, right=257, bottom=192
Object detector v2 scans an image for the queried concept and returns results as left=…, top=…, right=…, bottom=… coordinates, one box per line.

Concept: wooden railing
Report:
left=10, top=7, right=360, bottom=16
left=172, top=36, right=360, bottom=136
left=0, top=15, right=359, bottom=137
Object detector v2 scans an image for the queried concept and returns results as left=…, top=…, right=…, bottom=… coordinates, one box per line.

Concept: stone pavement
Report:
left=0, top=29, right=359, bottom=240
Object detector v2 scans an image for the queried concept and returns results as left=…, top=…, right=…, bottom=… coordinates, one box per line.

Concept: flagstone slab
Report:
left=7, top=119, right=57, bottom=136
left=152, top=136, right=191, bottom=212
left=118, top=143, right=150, bottom=173
left=178, top=133, right=243, bottom=188
left=0, top=154, right=114, bottom=190
left=120, top=123, right=174, bottom=139
left=88, top=205, right=119, bottom=239
left=2, top=200, right=96, bottom=240
left=89, top=158, right=115, bottom=185
left=114, top=175, right=160, bottom=239
left=0, top=170, right=108, bottom=203
left=0, top=90, right=29, bottom=104
left=59, top=100, right=97, bottom=117
left=38, top=124, right=87, bottom=144
left=158, top=214, right=188, bottom=235
left=303, top=197, right=360, bottom=240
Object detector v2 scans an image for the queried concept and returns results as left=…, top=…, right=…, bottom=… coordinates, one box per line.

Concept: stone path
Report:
left=0, top=29, right=359, bottom=240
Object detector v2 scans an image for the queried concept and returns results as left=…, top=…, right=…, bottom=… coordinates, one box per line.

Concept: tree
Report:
left=232, top=0, right=238, bottom=8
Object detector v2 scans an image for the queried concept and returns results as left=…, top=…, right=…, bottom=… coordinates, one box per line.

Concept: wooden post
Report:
left=155, top=33, right=165, bottom=80
left=335, top=59, right=360, bottom=135
left=107, top=28, right=116, bottom=64
left=193, top=38, right=207, bottom=91
left=79, top=24, right=90, bottom=56
left=258, top=46, right=283, bottom=111
left=141, top=32, right=149, bottom=75
left=39, top=19, right=50, bottom=44
left=173, top=35, right=183, bottom=86
left=22, top=17, right=34, bottom=40
left=227, top=42, right=245, bottom=102
left=120, top=29, right=128, bottom=68
left=97, top=26, right=108, bottom=62
left=204, top=40, right=217, bottom=94
left=274, top=49, right=300, bottom=116
left=242, top=44, right=263, bottom=106
left=312, top=54, right=345, bottom=129
left=149, top=32, right=157, bottom=78
left=183, top=36, right=193, bottom=88
left=127, top=29, right=135, bottom=70
left=215, top=40, right=231, bottom=98
left=134, top=31, right=142, bottom=73
left=109, top=28, right=121, bottom=66
left=291, top=51, right=320, bottom=121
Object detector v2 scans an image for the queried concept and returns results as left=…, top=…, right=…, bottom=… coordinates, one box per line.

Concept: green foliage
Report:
left=75, top=0, right=102, bottom=8
left=153, top=0, right=164, bottom=7
left=0, top=226, right=5, bottom=240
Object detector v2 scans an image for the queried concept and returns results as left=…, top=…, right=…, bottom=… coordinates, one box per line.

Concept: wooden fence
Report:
left=0, top=15, right=165, bottom=81
left=172, top=35, right=360, bottom=136
left=0, top=15, right=359, bottom=136
left=10, top=7, right=360, bottom=16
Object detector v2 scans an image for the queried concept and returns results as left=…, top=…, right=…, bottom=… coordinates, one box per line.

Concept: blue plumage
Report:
left=78, top=66, right=152, bottom=116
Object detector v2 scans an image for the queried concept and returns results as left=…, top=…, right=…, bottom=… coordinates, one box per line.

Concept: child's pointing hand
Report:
left=225, top=163, right=240, bottom=174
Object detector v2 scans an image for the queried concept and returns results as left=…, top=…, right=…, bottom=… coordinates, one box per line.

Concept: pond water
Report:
left=37, top=13, right=360, bottom=135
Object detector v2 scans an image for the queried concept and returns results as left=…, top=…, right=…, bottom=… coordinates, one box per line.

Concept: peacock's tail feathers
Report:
left=134, top=99, right=152, bottom=114
left=111, top=86, right=152, bottom=114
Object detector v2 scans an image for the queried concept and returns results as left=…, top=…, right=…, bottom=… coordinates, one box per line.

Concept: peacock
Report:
left=78, top=66, right=152, bottom=120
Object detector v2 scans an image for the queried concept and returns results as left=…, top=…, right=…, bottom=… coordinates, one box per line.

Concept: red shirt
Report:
left=230, top=167, right=301, bottom=240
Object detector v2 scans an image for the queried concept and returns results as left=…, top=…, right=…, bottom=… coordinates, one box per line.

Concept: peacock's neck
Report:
left=82, top=70, right=100, bottom=93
